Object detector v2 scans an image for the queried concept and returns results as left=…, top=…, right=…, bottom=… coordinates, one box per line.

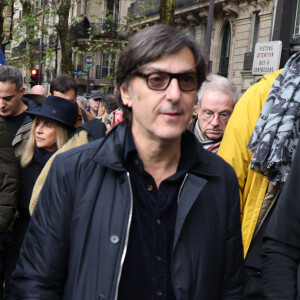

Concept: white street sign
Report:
left=252, top=41, right=282, bottom=75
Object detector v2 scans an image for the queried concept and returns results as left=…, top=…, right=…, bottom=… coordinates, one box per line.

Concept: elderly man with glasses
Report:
left=188, top=74, right=237, bottom=153
left=11, top=24, right=244, bottom=299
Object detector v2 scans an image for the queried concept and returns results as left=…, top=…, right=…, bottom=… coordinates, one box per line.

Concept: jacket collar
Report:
left=188, top=138, right=222, bottom=178
left=22, top=96, right=41, bottom=125
left=23, top=96, right=40, bottom=111
left=93, top=123, right=221, bottom=178
left=92, top=123, right=127, bottom=171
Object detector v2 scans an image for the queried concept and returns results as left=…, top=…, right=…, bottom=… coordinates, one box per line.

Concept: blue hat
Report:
left=91, top=90, right=104, bottom=100
left=26, top=95, right=78, bottom=129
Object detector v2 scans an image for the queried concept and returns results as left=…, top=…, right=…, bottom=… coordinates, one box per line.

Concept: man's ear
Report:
left=19, top=86, right=25, bottom=96
left=100, top=105, right=106, bottom=115
left=120, top=84, right=133, bottom=108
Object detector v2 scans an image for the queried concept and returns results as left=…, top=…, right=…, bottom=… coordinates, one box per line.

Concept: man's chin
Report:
left=0, top=111, right=10, bottom=117
left=206, top=133, right=223, bottom=140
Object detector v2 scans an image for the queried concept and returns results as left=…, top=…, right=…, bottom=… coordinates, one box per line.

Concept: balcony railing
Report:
left=12, top=39, right=40, bottom=58
left=70, top=21, right=119, bottom=40
left=128, top=0, right=159, bottom=17
left=128, top=0, right=204, bottom=18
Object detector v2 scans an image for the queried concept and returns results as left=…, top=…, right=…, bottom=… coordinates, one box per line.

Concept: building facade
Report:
left=3, top=0, right=300, bottom=94
left=128, top=0, right=277, bottom=92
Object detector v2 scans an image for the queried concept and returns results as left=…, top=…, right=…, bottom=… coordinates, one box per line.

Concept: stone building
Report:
left=128, top=0, right=280, bottom=93
left=4, top=0, right=300, bottom=94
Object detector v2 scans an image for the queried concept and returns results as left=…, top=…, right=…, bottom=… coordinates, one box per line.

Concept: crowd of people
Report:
left=0, top=23, right=300, bottom=299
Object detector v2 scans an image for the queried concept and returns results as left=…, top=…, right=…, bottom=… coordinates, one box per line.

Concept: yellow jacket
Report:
left=218, top=70, right=281, bottom=257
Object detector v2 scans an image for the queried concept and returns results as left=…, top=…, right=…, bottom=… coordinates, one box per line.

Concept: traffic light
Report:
left=30, top=69, right=39, bottom=87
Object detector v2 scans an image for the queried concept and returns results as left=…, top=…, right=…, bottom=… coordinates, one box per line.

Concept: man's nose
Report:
left=166, top=78, right=181, bottom=102
left=210, top=115, right=221, bottom=126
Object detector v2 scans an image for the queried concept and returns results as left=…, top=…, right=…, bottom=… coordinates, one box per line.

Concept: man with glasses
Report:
left=188, top=74, right=237, bottom=153
left=0, top=66, right=40, bottom=159
left=11, top=24, right=244, bottom=299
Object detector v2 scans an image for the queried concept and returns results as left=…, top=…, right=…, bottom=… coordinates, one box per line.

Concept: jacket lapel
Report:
left=173, top=173, right=208, bottom=249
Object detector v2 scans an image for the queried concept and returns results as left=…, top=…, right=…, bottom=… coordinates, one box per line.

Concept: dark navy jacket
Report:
left=11, top=123, right=244, bottom=300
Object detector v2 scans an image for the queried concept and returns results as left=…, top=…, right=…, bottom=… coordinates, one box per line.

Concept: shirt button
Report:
left=148, top=185, right=153, bottom=191
left=134, top=160, right=139, bottom=166
left=157, top=290, right=162, bottom=296
left=110, top=235, right=119, bottom=244
left=156, top=219, right=161, bottom=225
left=156, top=255, right=162, bottom=261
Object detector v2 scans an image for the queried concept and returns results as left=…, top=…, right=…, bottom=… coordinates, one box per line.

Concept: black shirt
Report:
left=2, top=112, right=26, bottom=141
left=117, top=129, right=201, bottom=300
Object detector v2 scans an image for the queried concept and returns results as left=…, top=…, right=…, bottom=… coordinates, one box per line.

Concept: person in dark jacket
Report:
left=0, top=117, right=18, bottom=299
left=262, top=139, right=300, bottom=299
left=50, top=74, right=94, bottom=128
left=0, top=66, right=40, bottom=159
left=10, top=24, right=244, bottom=299
left=5, top=96, right=77, bottom=297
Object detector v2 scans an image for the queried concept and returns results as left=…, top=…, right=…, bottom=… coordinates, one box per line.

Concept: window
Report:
left=251, top=11, right=260, bottom=52
left=219, top=22, right=231, bottom=77
left=294, top=0, right=300, bottom=36
left=291, top=0, right=300, bottom=44
left=106, top=0, right=116, bottom=17
left=77, top=65, right=83, bottom=71
left=96, top=51, right=116, bottom=79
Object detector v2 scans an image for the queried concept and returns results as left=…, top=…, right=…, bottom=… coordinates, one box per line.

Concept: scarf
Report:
left=194, top=119, right=221, bottom=153
left=33, top=146, right=56, bottom=167
left=248, top=51, right=300, bottom=183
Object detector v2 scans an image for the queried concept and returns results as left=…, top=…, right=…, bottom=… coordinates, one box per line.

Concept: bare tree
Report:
left=21, top=0, right=38, bottom=68
left=159, top=0, right=175, bottom=24
left=56, top=0, right=74, bottom=75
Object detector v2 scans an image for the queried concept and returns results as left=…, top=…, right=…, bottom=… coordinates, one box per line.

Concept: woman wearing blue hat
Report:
left=5, top=95, right=78, bottom=297
left=21, top=95, right=78, bottom=167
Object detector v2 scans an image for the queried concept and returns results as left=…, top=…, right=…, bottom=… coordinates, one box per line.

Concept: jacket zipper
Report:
left=173, top=173, right=189, bottom=300
left=177, top=173, right=188, bottom=204
left=113, top=172, right=133, bottom=300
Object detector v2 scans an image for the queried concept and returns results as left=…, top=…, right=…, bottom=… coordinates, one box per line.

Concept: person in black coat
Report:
left=10, top=24, right=244, bottom=300
left=0, top=118, right=18, bottom=299
left=5, top=96, right=77, bottom=297
left=263, top=139, right=300, bottom=299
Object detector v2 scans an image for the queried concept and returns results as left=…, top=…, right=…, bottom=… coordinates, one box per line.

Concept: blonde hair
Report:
left=21, top=117, right=72, bottom=167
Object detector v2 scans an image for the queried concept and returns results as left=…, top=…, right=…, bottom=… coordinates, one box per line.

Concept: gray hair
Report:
left=0, top=66, right=23, bottom=91
left=116, top=24, right=207, bottom=123
left=76, top=95, right=88, bottom=105
left=198, top=74, right=237, bottom=106
left=100, top=94, right=118, bottom=114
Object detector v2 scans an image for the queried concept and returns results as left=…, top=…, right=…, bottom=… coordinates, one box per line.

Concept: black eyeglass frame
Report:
left=134, top=71, right=199, bottom=92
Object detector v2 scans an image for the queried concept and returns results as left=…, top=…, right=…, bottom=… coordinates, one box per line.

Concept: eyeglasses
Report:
left=201, top=109, right=232, bottom=121
left=135, top=71, right=198, bottom=91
